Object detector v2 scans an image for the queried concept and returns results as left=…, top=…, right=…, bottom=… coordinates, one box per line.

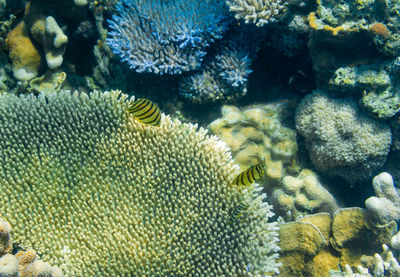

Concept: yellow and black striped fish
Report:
left=128, top=98, right=161, bottom=127
left=231, top=162, right=265, bottom=186
left=231, top=202, right=248, bottom=223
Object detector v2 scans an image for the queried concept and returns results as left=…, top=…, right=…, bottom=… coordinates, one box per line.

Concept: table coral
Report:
left=179, top=47, right=251, bottom=103
left=295, top=91, right=392, bottom=184
left=0, top=90, right=280, bottom=276
left=107, top=0, right=229, bottom=74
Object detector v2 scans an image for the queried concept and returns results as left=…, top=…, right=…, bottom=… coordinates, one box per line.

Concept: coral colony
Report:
left=3, top=0, right=400, bottom=276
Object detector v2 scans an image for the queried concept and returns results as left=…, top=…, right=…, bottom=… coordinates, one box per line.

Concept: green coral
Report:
left=329, top=64, right=400, bottom=119
left=0, top=90, right=280, bottom=276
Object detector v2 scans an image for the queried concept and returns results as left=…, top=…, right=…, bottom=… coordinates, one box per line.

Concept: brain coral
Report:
left=0, top=90, right=279, bottom=276
left=295, top=92, right=392, bottom=184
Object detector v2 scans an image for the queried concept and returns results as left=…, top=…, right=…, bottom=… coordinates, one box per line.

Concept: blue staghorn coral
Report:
left=106, top=0, right=229, bottom=74
left=179, top=47, right=252, bottom=103
left=179, top=24, right=266, bottom=103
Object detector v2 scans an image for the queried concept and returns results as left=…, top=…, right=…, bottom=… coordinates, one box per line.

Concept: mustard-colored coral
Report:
left=209, top=103, right=299, bottom=185
left=272, top=169, right=339, bottom=220
left=278, top=209, right=396, bottom=276
left=0, top=90, right=280, bottom=276
left=6, top=21, right=41, bottom=81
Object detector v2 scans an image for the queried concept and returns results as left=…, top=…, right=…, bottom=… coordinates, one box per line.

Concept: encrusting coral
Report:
left=0, top=90, right=280, bottom=276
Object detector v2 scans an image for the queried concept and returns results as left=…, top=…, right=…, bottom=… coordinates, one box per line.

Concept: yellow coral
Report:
left=209, top=103, right=299, bottom=184
left=6, top=21, right=41, bottom=81
left=16, top=250, right=37, bottom=266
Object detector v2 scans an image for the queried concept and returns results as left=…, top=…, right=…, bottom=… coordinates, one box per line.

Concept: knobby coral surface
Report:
left=295, top=92, right=392, bottom=184
left=0, top=90, right=280, bottom=276
left=226, top=0, right=287, bottom=27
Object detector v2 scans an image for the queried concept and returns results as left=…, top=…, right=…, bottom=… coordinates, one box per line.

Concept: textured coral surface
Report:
left=295, top=92, right=392, bottom=183
left=0, top=90, right=279, bottom=276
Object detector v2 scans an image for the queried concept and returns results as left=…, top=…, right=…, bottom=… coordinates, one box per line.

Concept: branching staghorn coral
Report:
left=178, top=24, right=265, bottom=103
left=107, top=0, right=229, bottom=74
left=179, top=47, right=252, bottom=103
left=226, top=0, right=287, bottom=27
left=0, top=90, right=280, bottom=276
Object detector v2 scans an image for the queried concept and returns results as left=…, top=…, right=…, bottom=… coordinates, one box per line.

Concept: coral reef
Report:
left=328, top=63, right=400, bottom=119
left=365, top=172, right=400, bottom=224
left=329, top=244, right=400, bottom=277
left=0, top=218, right=64, bottom=277
left=226, top=0, right=287, bottom=27
left=308, top=0, right=400, bottom=56
left=0, top=90, right=280, bottom=276
left=0, top=218, right=11, bottom=254
left=107, top=0, right=229, bottom=74
left=271, top=169, right=339, bottom=221
left=6, top=21, right=41, bottom=81
left=5, top=0, right=69, bottom=81
left=179, top=47, right=252, bottom=103
left=24, top=1, right=68, bottom=70
left=27, top=70, right=66, bottom=94
left=295, top=92, right=392, bottom=184
left=179, top=23, right=266, bottom=103
left=209, top=101, right=299, bottom=185
left=278, top=209, right=397, bottom=276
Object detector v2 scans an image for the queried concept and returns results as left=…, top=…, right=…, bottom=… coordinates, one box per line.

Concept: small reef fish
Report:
left=128, top=98, right=161, bottom=127
left=231, top=202, right=248, bottom=223
left=231, top=162, right=265, bottom=186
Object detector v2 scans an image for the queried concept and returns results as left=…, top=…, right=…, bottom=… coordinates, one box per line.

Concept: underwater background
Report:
left=0, top=0, right=400, bottom=276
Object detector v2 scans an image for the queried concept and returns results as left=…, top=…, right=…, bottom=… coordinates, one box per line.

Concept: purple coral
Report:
left=106, top=0, right=229, bottom=74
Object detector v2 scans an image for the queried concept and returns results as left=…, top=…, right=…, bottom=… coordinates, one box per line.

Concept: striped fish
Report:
left=128, top=98, right=161, bottom=127
left=231, top=162, right=265, bottom=186
left=231, top=202, right=248, bottom=223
